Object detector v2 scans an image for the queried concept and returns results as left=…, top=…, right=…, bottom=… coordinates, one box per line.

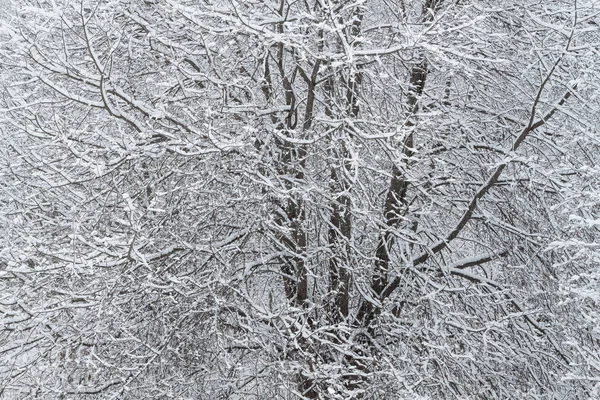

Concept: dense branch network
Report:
left=0, top=0, right=599, bottom=399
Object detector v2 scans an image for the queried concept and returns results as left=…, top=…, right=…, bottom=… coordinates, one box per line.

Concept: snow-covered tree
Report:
left=1, top=0, right=600, bottom=398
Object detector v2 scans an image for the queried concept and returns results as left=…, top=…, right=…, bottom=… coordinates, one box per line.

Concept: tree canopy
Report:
left=1, top=0, right=600, bottom=398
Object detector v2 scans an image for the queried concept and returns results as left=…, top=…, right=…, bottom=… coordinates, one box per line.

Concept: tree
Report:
left=1, top=0, right=600, bottom=398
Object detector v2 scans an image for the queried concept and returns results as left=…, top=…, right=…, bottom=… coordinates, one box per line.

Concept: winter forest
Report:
left=1, top=0, right=600, bottom=398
